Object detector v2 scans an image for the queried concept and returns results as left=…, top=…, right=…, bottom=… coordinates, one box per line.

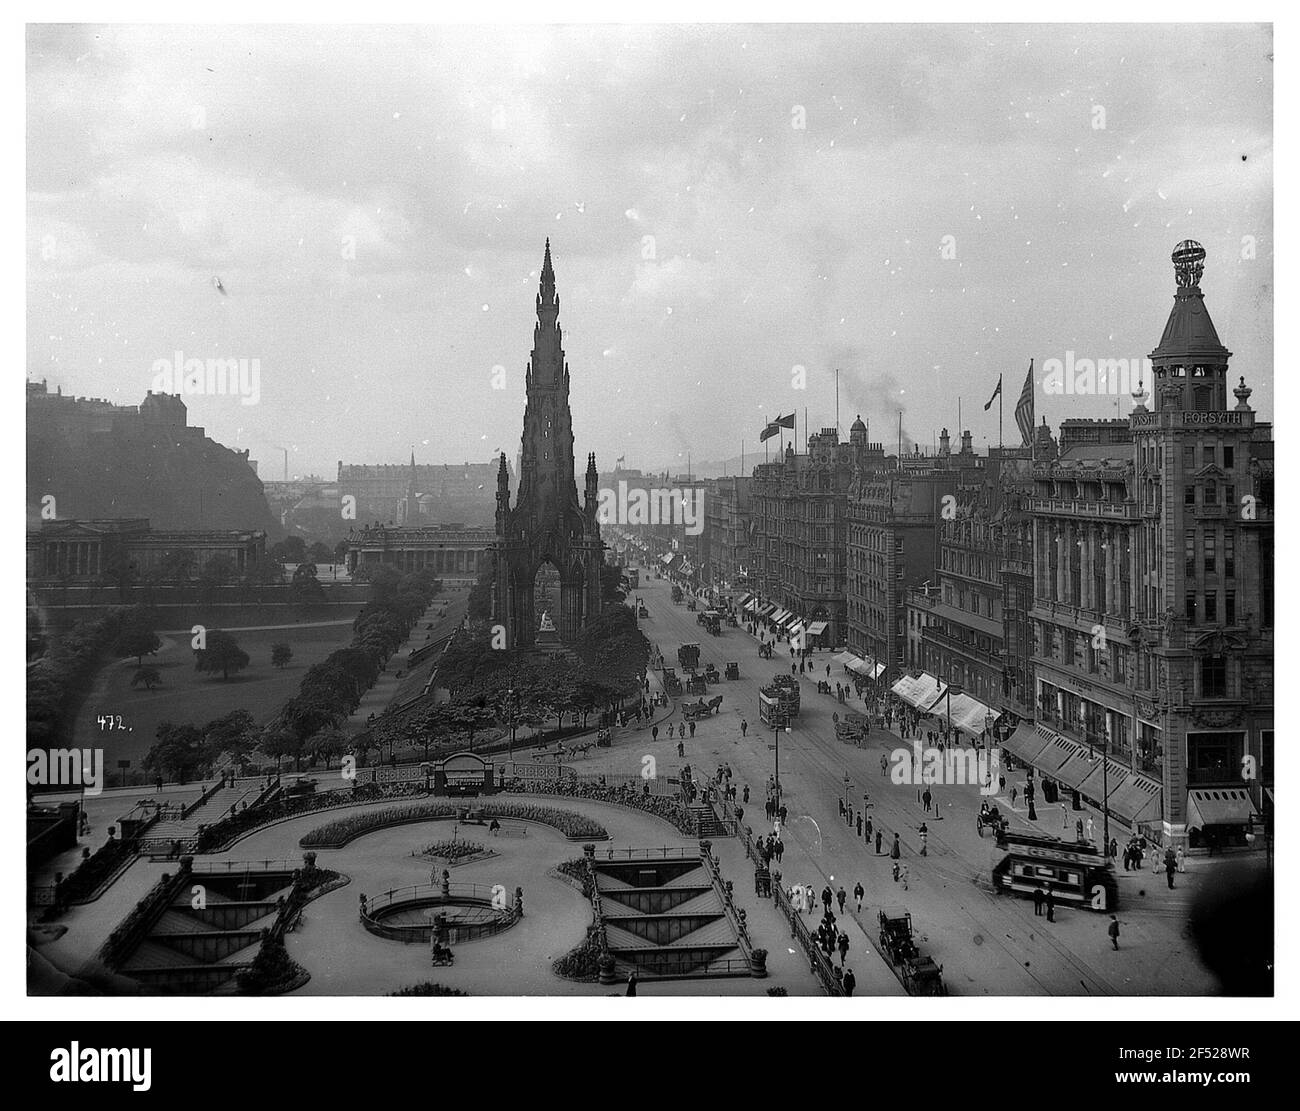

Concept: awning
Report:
left=744, top=597, right=761, bottom=614
left=738, top=593, right=755, bottom=609
left=1104, top=774, right=1164, bottom=825
left=1186, top=788, right=1257, bottom=831
left=660, top=553, right=674, bottom=565
left=1002, top=722, right=1051, bottom=765
left=1034, top=730, right=1094, bottom=790
left=806, top=621, right=829, bottom=636
left=891, top=672, right=946, bottom=710
left=937, top=692, right=1002, bottom=739
left=757, top=603, right=776, bottom=618
left=833, top=651, right=857, bottom=667
left=788, top=622, right=806, bottom=640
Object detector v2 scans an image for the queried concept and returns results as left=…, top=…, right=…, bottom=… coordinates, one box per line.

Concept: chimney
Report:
left=939, top=428, right=950, bottom=456
left=961, top=429, right=973, bottom=454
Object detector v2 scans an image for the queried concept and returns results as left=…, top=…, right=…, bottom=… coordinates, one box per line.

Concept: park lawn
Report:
left=73, top=623, right=359, bottom=769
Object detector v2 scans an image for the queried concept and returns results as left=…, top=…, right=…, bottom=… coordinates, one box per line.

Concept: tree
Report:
left=130, top=665, right=162, bottom=691
left=195, top=630, right=250, bottom=681
left=306, top=541, right=333, bottom=565
left=307, top=726, right=350, bottom=769
left=114, top=625, right=161, bottom=666
left=203, top=710, right=258, bottom=768
left=269, top=536, right=308, bottom=565
left=257, top=725, right=300, bottom=773
left=144, top=722, right=205, bottom=782
left=271, top=642, right=294, bottom=669
left=291, top=562, right=326, bottom=603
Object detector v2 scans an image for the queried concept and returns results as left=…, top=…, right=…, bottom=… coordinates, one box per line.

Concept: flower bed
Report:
left=419, top=838, right=486, bottom=861
left=504, top=778, right=695, bottom=835
left=299, top=800, right=607, bottom=848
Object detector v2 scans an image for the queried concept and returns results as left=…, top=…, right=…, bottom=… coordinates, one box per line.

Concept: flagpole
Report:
left=999, top=374, right=1004, bottom=449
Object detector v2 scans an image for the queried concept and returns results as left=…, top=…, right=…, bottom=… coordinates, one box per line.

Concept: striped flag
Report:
left=1015, top=359, right=1035, bottom=446
left=759, top=412, right=796, bottom=442
left=983, top=374, right=1002, bottom=411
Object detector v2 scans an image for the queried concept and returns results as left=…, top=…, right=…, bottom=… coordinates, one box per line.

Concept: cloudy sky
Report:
left=28, top=23, right=1272, bottom=478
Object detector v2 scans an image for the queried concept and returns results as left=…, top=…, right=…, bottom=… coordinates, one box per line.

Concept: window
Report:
left=1185, top=485, right=1195, bottom=507
left=1183, top=444, right=1196, bottom=471
left=1201, top=655, right=1227, bottom=698
left=1225, top=484, right=1234, bottom=509
left=1204, top=532, right=1216, bottom=575
left=1226, top=591, right=1236, bottom=625
left=1205, top=479, right=1216, bottom=506
left=1188, top=732, right=1241, bottom=785
left=1204, top=592, right=1217, bottom=622
left=1185, top=593, right=1197, bottom=621
left=1203, top=444, right=1215, bottom=468
left=1224, top=532, right=1235, bottom=578
left=1185, top=530, right=1196, bottom=577
left=1223, top=445, right=1234, bottom=470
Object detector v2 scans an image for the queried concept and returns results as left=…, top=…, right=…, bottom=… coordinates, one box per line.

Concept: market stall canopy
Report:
left=938, top=692, right=1002, bottom=738
left=1186, top=788, right=1257, bottom=831
left=891, top=672, right=946, bottom=710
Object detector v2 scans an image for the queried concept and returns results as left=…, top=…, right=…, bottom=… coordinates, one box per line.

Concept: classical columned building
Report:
left=343, top=524, right=495, bottom=578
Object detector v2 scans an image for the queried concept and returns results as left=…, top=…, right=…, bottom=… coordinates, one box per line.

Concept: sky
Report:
left=27, top=23, right=1273, bottom=479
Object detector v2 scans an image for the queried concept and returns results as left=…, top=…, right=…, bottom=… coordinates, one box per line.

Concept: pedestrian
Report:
left=1011, top=785, right=1018, bottom=808
left=1033, top=886, right=1045, bottom=916
left=689, top=720, right=696, bottom=738
left=822, top=886, right=833, bottom=912
left=1164, top=852, right=1177, bottom=890
left=853, top=881, right=864, bottom=912
left=837, top=886, right=847, bottom=914
left=918, top=822, right=928, bottom=856
left=1108, top=915, right=1120, bottom=951
left=837, top=931, right=850, bottom=965
left=1045, top=889, right=1055, bottom=923
left=843, top=968, right=856, bottom=997
left=839, top=798, right=846, bottom=819
left=890, top=833, right=901, bottom=860
left=1176, top=844, right=1186, bottom=873
left=900, top=864, right=909, bottom=891
left=775, top=838, right=785, bottom=864
left=1061, top=803, right=1070, bottom=830
left=779, top=804, right=787, bottom=825
left=743, top=784, right=750, bottom=804
left=741, top=719, right=748, bottom=737
left=652, top=725, right=659, bottom=743
left=677, top=740, right=685, bottom=758
left=626, top=970, right=638, bottom=996
left=998, top=773, right=1006, bottom=794
left=880, top=754, right=888, bottom=776
left=856, top=814, right=863, bottom=838
left=865, top=816, right=874, bottom=842
left=1109, top=836, right=1119, bottom=862
left=875, top=829, right=883, bottom=854
left=892, top=862, right=900, bottom=883
left=922, top=786, right=932, bottom=813
left=806, top=884, right=816, bottom=915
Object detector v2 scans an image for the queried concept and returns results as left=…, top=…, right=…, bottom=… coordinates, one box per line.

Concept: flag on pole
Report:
left=759, top=412, right=796, bottom=442
left=1015, top=359, right=1035, bottom=446
left=983, top=375, right=1002, bottom=411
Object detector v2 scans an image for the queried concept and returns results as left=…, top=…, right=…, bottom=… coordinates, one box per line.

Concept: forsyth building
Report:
left=1016, top=242, right=1273, bottom=850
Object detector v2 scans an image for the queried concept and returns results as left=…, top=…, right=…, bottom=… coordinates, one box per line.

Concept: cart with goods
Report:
left=725, top=662, right=740, bottom=680
left=678, top=644, right=701, bottom=670
left=703, top=663, right=721, bottom=684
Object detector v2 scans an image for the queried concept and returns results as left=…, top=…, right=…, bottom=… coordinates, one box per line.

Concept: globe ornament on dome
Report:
left=1172, top=239, right=1206, bottom=288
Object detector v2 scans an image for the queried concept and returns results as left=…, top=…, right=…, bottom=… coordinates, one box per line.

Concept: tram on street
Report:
left=992, top=831, right=1118, bottom=911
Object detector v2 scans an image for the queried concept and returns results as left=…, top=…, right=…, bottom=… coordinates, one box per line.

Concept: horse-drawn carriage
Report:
left=685, top=673, right=708, bottom=695
left=703, top=662, right=720, bottom=684
left=976, top=802, right=1005, bottom=838
left=878, top=907, right=919, bottom=965
left=682, top=695, right=724, bottom=721
left=725, top=662, right=740, bottom=680
left=596, top=727, right=612, bottom=748
left=661, top=666, right=683, bottom=697
left=901, top=954, right=945, bottom=995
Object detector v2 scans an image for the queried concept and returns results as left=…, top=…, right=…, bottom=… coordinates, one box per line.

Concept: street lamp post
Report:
left=945, top=683, right=964, bottom=745
left=774, top=720, right=790, bottom=809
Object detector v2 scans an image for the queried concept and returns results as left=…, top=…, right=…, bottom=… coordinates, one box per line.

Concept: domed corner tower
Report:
left=491, top=241, right=605, bottom=648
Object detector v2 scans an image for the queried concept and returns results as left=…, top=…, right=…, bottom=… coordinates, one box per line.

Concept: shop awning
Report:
left=788, top=622, right=806, bottom=640
left=660, top=553, right=674, bottom=565
left=738, top=593, right=755, bottom=609
left=1001, top=722, right=1047, bottom=765
left=847, top=656, right=886, bottom=679
left=1104, top=774, right=1164, bottom=825
left=806, top=621, right=829, bottom=636
left=1186, top=788, right=1257, bottom=831
left=757, top=603, right=776, bottom=618
left=937, top=692, right=1002, bottom=739
left=1075, top=755, right=1131, bottom=808
left=744, top=597, right=761, bottom=613
left=833, top=651, right=857, bottom=667
left=1035, top=731, right=1094, bottom=789
left=891, top=672, right=946, bottom=710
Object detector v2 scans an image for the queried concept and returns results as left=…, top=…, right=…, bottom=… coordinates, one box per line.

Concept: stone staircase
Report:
left=138, top=780, right=268, bottom=852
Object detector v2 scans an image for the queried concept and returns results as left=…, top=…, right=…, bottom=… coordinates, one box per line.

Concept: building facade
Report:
left=343, top=524, right=495, bottom=578
left=1026, top=241, right=1272, bottom=847
left=28, top=519, right=267, bottom=582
